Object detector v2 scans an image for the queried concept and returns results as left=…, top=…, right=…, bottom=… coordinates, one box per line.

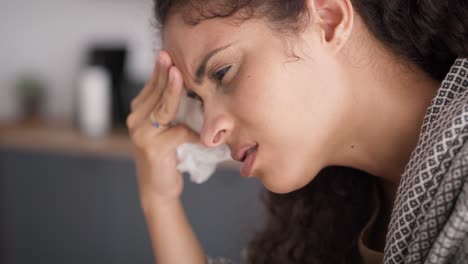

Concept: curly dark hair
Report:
left=152, top=0, right=467, bottom=263
left=247, top=167, right=377, bottom=263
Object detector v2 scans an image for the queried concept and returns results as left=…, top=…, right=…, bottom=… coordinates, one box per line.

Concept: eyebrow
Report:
left=193, top=41, right=236, bottom=85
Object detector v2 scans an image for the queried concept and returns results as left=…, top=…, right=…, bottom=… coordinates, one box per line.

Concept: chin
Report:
left=261, top=173, right=306, bottom=194
left=259, top=167, right=317, bottom=194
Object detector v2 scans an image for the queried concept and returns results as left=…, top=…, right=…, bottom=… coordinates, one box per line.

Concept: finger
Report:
left=130, top=57, right=160, bottom=111
left=153, top=50, right=172, bottom=106
left=152, top=66, right=183, bottom=125
left=131, top=122, right=198, bottom=156
left=128, top=54, right=173, bottom=128
left=133, top=50, right=172, bottom=115
left=131, top=50, right=171, bottom=112
left=128, top=88, right=165, bottom=129
left=129, top=117, right=170, bottom=151
left=158, top=124, right=200, bottom=152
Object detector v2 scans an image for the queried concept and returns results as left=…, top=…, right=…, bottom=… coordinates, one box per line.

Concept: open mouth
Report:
left=241, top=144, right=258, bottom=162
left=240, top=144, right=258, bottom=177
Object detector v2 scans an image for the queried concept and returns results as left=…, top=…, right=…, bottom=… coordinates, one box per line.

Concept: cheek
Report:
left=228, top=57, right=346, bottom=189
left=227, top=67, right=278, bottom=125
left=230, top=61, right=315, bottom=145
left=241, top=66, right=343, bottom=191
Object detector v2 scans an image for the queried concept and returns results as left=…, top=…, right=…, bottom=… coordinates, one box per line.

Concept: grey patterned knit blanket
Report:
left=384, top=58, right=468, bottom=264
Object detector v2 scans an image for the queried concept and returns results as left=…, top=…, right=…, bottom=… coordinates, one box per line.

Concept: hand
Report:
left=126, top=50, right=199, bottom=208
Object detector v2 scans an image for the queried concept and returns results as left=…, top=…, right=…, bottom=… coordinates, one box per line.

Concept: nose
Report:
left=199, top=113, right=233, bottom=148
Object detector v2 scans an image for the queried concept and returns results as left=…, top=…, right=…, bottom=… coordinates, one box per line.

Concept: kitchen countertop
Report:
left=0, top=118, right=240, bottom=169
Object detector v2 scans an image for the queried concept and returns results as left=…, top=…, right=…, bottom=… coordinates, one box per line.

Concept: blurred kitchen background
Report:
left=0, top=1, right=265, bottom=263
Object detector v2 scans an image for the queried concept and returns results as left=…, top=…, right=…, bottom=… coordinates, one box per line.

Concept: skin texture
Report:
left=127, top=52, right=207, bottom=263
left=127, top=0, right=441, bottom=256
left=161, top=0, right=439, bottom=197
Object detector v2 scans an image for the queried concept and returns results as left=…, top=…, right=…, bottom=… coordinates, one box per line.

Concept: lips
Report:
left=240, top=145, right=258, bottom=177
left=242, top=146, right=257, bottom=161
left=232, top=143, right=258, bottom=162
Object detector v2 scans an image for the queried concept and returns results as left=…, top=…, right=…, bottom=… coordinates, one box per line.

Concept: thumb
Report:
left=165, top=124, right=200, bottom=149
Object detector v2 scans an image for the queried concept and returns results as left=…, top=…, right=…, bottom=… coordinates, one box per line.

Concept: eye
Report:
left=212, top=66, right=232, bottom=83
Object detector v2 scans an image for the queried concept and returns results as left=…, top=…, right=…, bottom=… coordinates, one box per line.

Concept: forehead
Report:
left=162, top=13, right=248, bottom=87
left=162, top=10, right=241, bottom=51
left=161, top=12, right=240, bottom=85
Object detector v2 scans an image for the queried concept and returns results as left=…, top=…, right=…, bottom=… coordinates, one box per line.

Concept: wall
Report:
left=0, top=0, right=158, bottom=121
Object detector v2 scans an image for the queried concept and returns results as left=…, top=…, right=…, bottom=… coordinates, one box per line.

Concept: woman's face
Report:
left=163, top=12, right=352, bottom=194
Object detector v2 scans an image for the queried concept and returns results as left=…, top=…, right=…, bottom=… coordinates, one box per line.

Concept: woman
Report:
left=126, top=0, right=467, bottom=263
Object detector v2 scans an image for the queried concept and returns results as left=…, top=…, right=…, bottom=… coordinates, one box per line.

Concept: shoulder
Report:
left=423, top=138, right=468, bottom=263
left=443, top=138, right=468, bottom=184
left=383, top=58, right=468, bottom=263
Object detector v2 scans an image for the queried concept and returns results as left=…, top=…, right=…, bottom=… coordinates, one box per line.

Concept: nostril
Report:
left=213, top=130, right=226, bottom=144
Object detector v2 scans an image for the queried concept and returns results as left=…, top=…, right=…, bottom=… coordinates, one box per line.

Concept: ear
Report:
left=305, top=0, right=353, bottom=53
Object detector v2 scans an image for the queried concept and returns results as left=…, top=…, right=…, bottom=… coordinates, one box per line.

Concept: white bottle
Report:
left=77, top=66, right=112, bottom=138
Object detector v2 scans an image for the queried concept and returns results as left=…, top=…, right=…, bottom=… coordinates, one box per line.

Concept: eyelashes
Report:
left=212, top=65, right=232, bottom=83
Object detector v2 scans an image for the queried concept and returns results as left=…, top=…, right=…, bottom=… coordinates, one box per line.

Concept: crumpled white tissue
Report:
left=171, top=89, right=233, bottom=184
